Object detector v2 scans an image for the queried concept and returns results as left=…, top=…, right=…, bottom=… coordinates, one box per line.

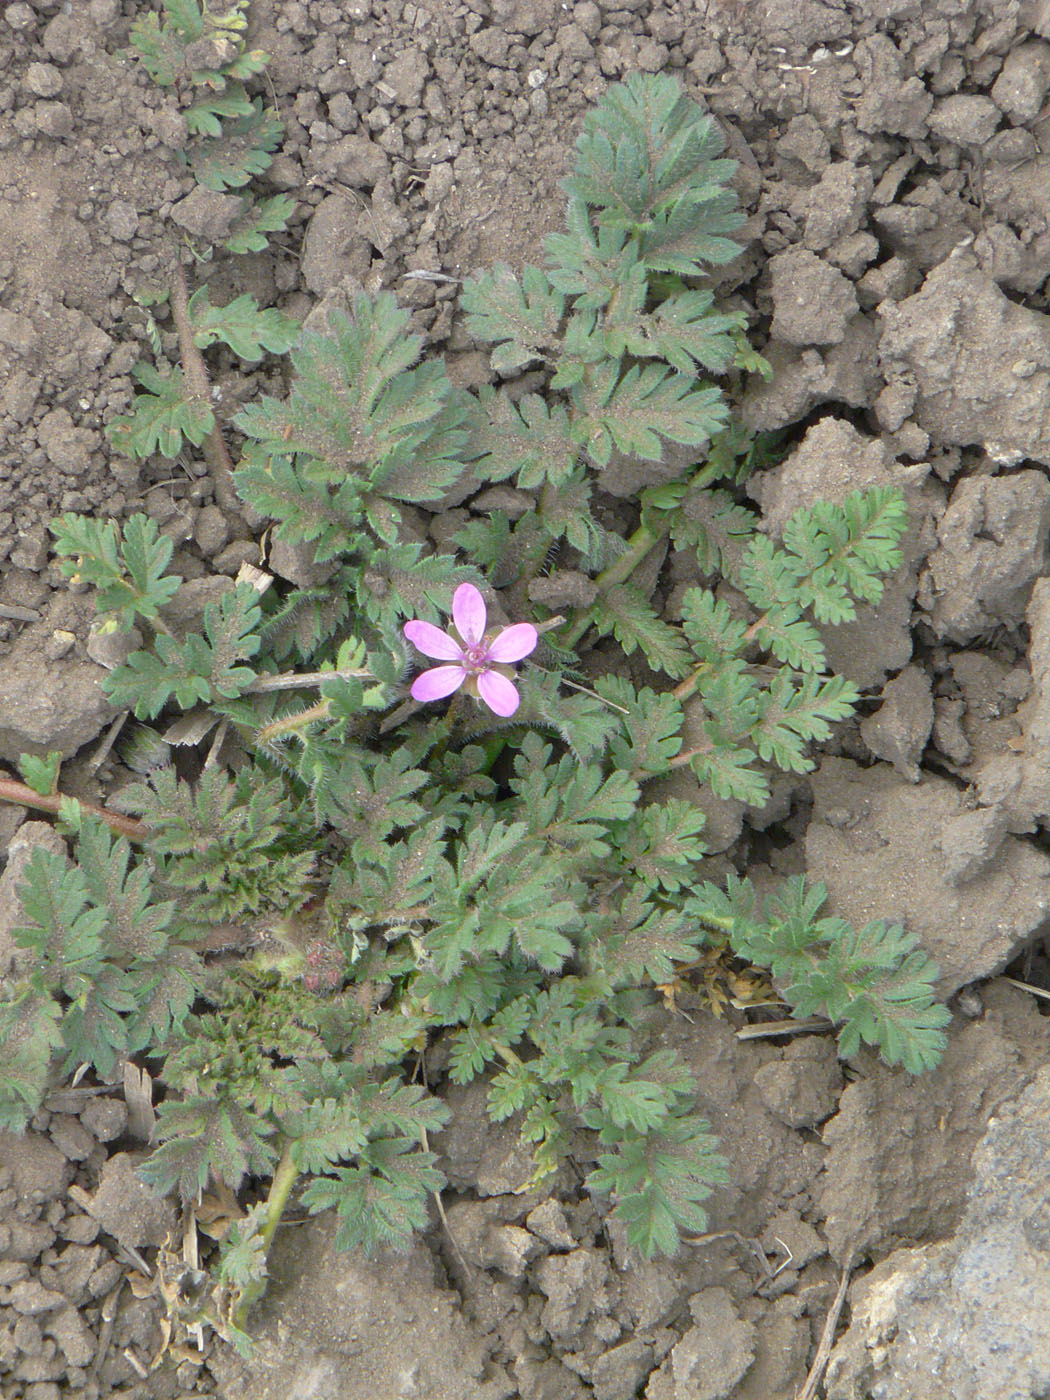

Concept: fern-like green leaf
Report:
left=190, top=99, right=282, bottom=191
left=469, top=386, right=579, bottom=488
left=589, top=582, right=692, bottom=678
left=460, top=263, right=564, bottom=373
left=104, top=582, right=261, bottom=718
left=783, top=487, right=908, bottom=622
left=611, top=800, right=707, bottom=893
left=572, top=361, right=729, bottom=466
left=599, top=678, right=684, bottom=776
left=604, top=290, right=746, bottom=375
left=545, top=197, right=642, bottom=310
left=223, top=192, right=296, bottom=254
left=586, top=1108, right=729, bottom=1257
left=139, top=1094, right=279, bottom=1198
left=188, top=286, right=299, bottom=362
left=567, top=72, right=733, bottom=218
left=107, top=363, right=214, bottom=460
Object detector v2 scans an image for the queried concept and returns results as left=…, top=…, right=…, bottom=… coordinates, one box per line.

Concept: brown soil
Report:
left=4, top=1, right=1050, bottom=1398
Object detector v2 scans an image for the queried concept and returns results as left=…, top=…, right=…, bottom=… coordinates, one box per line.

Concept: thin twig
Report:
left=795, top=1249, right=855, bottom=1400
left=247, top=666, right=373, bottom=693
left=735, top=1016, right=830, bottom=1042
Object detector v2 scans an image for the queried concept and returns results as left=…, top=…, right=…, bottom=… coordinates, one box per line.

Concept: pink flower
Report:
left=403, top=583, right=538, bottom=717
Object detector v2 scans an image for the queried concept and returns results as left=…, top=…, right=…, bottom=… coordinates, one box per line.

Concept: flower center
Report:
left=462, top=642, right=488, bottom=671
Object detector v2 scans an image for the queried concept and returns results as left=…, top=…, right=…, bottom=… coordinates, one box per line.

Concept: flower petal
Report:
left=404, top=620, right=465, bottom=661
left=476, top=669, right=521, bottom=716
left=485, top=623, right=538, bottom=664
left=452, top=583, right=486, bottom=647
left=411, top=665, right=467, bottom=703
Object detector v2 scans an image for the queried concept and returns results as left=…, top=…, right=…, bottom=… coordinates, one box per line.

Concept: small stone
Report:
left=169, top=186, right=242, bottom=243
left=33, top=101, right=73, bottom=138
left=4, top=3, right=34, bottom=30
left=89, top=1153, right=176, bottom=1250
left=769, top=248, right=859, bottom=347
left=672, top=1288, right=756, bottom=1400
left=592, top=1340, right=655, bottom=1400
left=47, top=1115, right=95, bottom=1164
left=103, top=198, right=139, bottom=241
left=927, top=93, right=1001, bottom=145
left=469, top=28, right=511, bottom=65
left=86, top=620, right=142, bottom=671
left=25, top=62, right=62, bottom=97
left=382, top=49, right=428, bottom=106
left=46, top=1305, right=94, bottom=1365
left=57, top=1213, right=99, bottom=1245
left=526, top=1199, right=576, bottom=1250
left=8, top=1280, right=66, bottom=1315
left=573, top=0, right=601, bottom=37
left=193, top=503, right=230, bottom=557
left=991, top=41, right=1050, bottom=125
left=78, top=1097, right=127, bottom=1144
left=9, top=527, right=48, bottom=571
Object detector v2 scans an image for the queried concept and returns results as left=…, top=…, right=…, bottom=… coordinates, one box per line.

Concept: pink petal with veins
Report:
left=404, top=620, right=465, bottom=661
left=411, top=665, right=467, bottom=702
left=485, top=623, right=538, bottom=664
left=452, top=583, right=486, bottom=647
left=477, top=669, right=521, bottom=716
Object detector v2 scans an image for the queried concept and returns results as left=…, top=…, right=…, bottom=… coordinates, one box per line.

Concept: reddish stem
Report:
left=0, top=776, right=146, bottom=841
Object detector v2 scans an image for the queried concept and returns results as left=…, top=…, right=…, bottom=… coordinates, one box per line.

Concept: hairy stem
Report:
left=170, top=262, right=241, bottom=514
left=560, top=522, right=661, bottom=651
left=231, top=1143, right=300, bottom=1330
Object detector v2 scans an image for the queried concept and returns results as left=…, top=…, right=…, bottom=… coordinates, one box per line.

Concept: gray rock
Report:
left=534, top=1249, right=610, bottom=1340
left=0, top=1127, right=70, bottom=1203
left=825, top=1065, right=1050, bottom=1400
left=526, top=1199, right=575, bottom=1250
left=7, top=1280, right=65, bottom=1314
left=991, top=40, right=1050, bottom=124
left=592, top=1339, right=654, bottom=1400
left=381, top=49, right=429, bottom=106
left=753, top=1039, right=842, bottom=1129
left=936, top=807, right=1010, bottom=884
left=670, top=1288, right=756, bottom=1400
left=927, top=93, right=1001, bottom=145
left=859, top=665, right=933, bottom=782
left=208, top=1218, right=508, bottom=1400
left=879, top=252, right=1050, bottom=464
left=88, top=1153, right=176, bottom=1250
left=819, top=983, right=1046, bottom=1266
left=768, top=248, right=859, bottom=347
left=742, top=318, right=881, bottom=430
left=168, top=186, right=241, bottom=243
left=805, top=756, right=1050, bottom=996
left=801, top=162, right=873, bottom=252
left=853, top=33, right=933, bottom=138
left=301, top=195, right=371, bottom=295
left=103, top=198, right=138, bottom=241
left=24, top=61, right=61, bottom=97
left=46, top=1304, right=94, bottom=1365
left=919, top=471, right=1050, bottom=642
